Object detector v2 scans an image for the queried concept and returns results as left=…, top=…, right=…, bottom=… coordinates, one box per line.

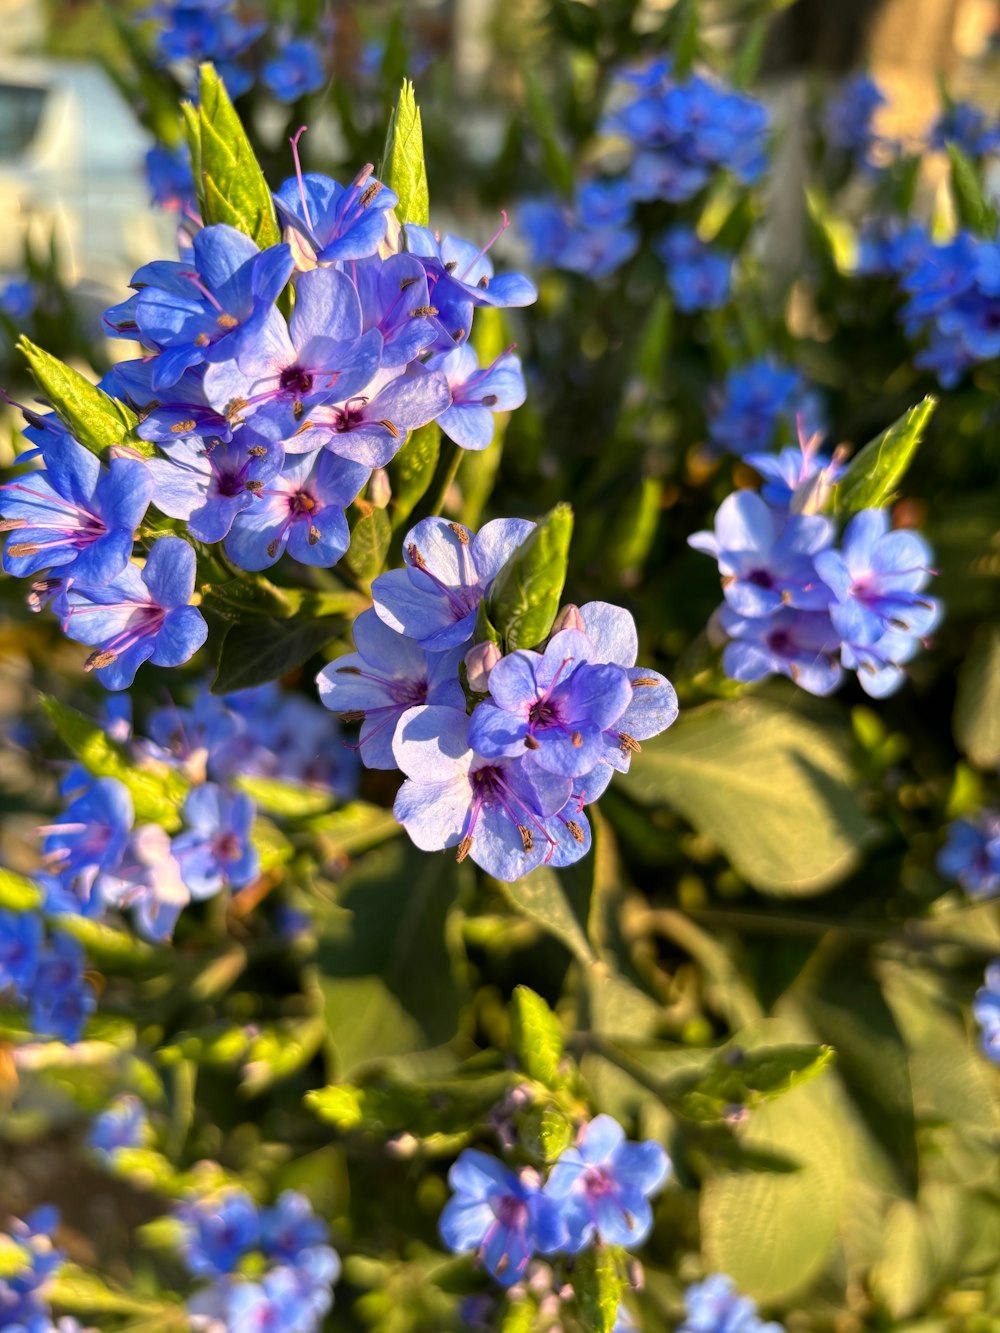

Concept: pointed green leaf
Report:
left=18, top=338, right=147, bottom=458
left=834, top=396, right=937, bottom=515
left=52, top=916, right=156, bottom=974
left=953, top=624, right=1000, bottom=768
left=48, top=1266, right=175, bottom=1318
left=382, top=79, right=429, bottom=227
left=518, top=1101, right=574, bottom=1163
left=212, top=618, right=339, bottom=693
left=666, top=1042, right=834, bottom=1121
left=200, top=576, right=301, bottom=622
left=184, top=64, right=280, bottom=248
left=345, top=507, right=392, bottom=584
left=487, top=503, right=573, bottom=650
left=40, top=695, right=188, bottom=831
left=388, top=422, right=440, bottom=530
left=621, top=699, right=873, bottom=895
left=575, top=1245, right=628, bottom=1333
left=234, top=776, right=334, bottom=818
left=509, top=985, right=564, bottom=1087
left=502, top=865, right=595, bottom=965
left=947, top=141, right=998, bottom=235
left=0, top=868, right=42, bottom=912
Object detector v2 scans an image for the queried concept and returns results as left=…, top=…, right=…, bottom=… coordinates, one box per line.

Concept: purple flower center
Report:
left=329, top=397, right=369, bottom=433
left=216, top=468, right=247, bottom=498
left=767, top=629, right=793, bottom=655
left=289, top=489, right=318, bottom=517
left=493, top=1194, right=527, bottom=1229
left=748, top=568, right=773, bottom=589
left=213, top=832, right=243, bottom=863
left=528, top=698, right=559, bottom=727
left=279, top=365, right=314, bottom=396
left=582, top=1165, right=615, bottom=1197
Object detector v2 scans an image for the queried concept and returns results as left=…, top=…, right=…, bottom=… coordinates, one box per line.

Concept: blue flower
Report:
left=145, top=142, right=197, bottom=214
left=103, top=359, right=235, bottom=450
left=260, top=1192, right=329, bottom=1263
left=823, top=73, right=886, bottom=164
left=203, top=266, right=382, bottom=442
left=224, top=448, right=368, bottom=570
left=263, top=38, right=327, bottom=102
left=681, top=1274, right=783, bottom=1333
left=98, top=824, right=190, bottom=943
left=61, top=537, right=208, bottom=690
left=106, top=225, right=294, bottom=391
left=929, top=102, right=1000, bottom=158
left=719, top=606, right=843, bottom=696
left=938, top=813, right=1000, bottom=898
left=403, top=220, right=538, bottom=341
left=371, top=516, right=534, bottom=652
left=293, top=365, right=451, bottom=468
left=29, top=932, right=95, bottom=1043
left=175, top=1189, right=260, bottom=1279
left=0, top=277, right=36, bottom=323
left=0, top=908, right=43, bottom=1001
left=274, top=168, right=400, bottom=266
left=708, top=360, right=814, bottom=458
left=172, top=783, right=259, bottom=899
left=814, top=510, right=940, bottom=697
left=438, top=1149, right=567, bottom=1287
left=544, top=1114, right=670, bottom=1252
left=146, top=430, right=285, bottom=543
left=657, top=227, right=733, bottom=312
left=316, top=608, right=465, bottom=769
left=0, top=1208, right=65, bottom=1330
left=428, top=345, right=526, bottom=450
left=88, top=1095, right=150, bottom=1158
left=467, top=628, right=634, bottom=779
left=392, top=705, right=579, bottom=880
left=41, top=776, right=133, bottom=889
left=973, top=961, right=1000, bottom=1065
left=0, top=436, right=151, bottom=584
left=744, top=440, right=842, bottom=512
left=352, top=252, right=440, bottom=369
left=688, top=490, right=834, bottom=617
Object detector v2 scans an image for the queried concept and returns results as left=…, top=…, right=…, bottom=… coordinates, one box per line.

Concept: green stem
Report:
left=421, top=441, right=464, bottom=522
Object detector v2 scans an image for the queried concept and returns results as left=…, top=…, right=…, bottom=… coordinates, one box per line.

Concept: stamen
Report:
left=481, top=394, right=498, bottom=406
left=518, top=825, right=534, bottom=852
left=290, top=126, right=314, bottom=231
left=618, top=732, right=641, bottom=754
left=410, top=305, right=438, bottom=317
left=632, top=677, right=659, bottom=687
left=456, top=835, right=473, bottom=862
left=448, top=523, right=470, bottom=544
left=570, top=731, right=583, bottom=748
left=217, top=313, right=238, bottom=330
left=359, top=181, right=382, bottom=208
left=399, top=276, right=419, bottom=291
left=524, top=735, right=540, bottom=751
left=248, top=445, right=268, bottom=458
left=267, top=539, right=280, bottom=558
left=0, top=519, right=25, bottom=532
left=566, top=820, right=585, bottom=843
left=458, top=209, right=509, bottom=280
left=245, top=480, right=263, bottom=495
left=6, top=542, right=40, bottom=557
left=408, top=543, right=427, bottom=570
left=171, top=419, right=196, bottom=433
left=378, top=419, right=400, bottom=438
left=85, top=649, right=118, bottom=670
left=308, top=525, right=321, bottom=545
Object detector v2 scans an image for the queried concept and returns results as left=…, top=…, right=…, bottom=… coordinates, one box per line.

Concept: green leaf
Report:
left=345, top=507, right=392, bottom=584
left=0, top=867, right=42, bottom=912
left=487, top=503, right=573, bottom=651
left=833, top=396, right=937, bottom=515
left=574, top=1245, right=628, bottom=1333
left=508, top=985, right=564, bottom=1086
left=235, top=776, right=334, bottom=818
left=18, top=338, right=146, bottom=458
left=524, top=70, right=574, bottom=196
left=51, top=916, right=156, bottom=973
left=700, top=1020, right=847, bottom=1302
left=947, top=141, right=998, bottom=235
left=381, top=79, right=429, bottom=227
left=183, top=64, right=280, bottom=248
left=316, top=841, right=463, bottom=1075
left=665, top=1042, right=834, bottom=1121
left=953, top=624, right=1000, bottom=768
left=40, top=695, right=188, bottom=831
left=804, top=188, right=857, bottom=275
left=518, top=1102, right=574, bottom=1163
left=307, top=1070, right=509, bottom=1138
left=200, top=576, right=300, bottom=622
left=307, top=801, right=402, bottom=857
left=49, top=1266, right=175, bottom=1318
left=388, top=422, right=440, bottom=531
left=212, top=618, right=338, bottom=693
left=620, top=698, right=873, bottom=895
left=502, top=865, right=595, bottom=965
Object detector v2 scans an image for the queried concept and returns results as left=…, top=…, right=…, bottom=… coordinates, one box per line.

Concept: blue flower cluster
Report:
left=822, top=73, right=887, bottom=167
left=519, top=59, right=767, bottom=283
left=1, top=159, right=535, bottom=688
left=938, top=808, right=1000, bottom=898
left=2, top=684, right=351, bottom=976
left=690, top=439, right=940, bottom=696
left=707, top=360, right=823, bottom=458
left=176, top=1188, right=339, bottom=1333
left=853, top=221, right=1000, bottom=388
left=145, top=142, right=197, bottom=217
left=143, top=0, right=264, bottom=100
left=318, top=518, right=678, bottom=881
left=0, top=1206, right=72, bottom=1332
left=929, top=102, right=1000, bottom=159
left=680, top=1273, right=783, bottom=1333
left=439, top=1116, right=670, bottom=1287
left=607, top=60, right=769, bottom=203
left=0, top=907, right=93, bottom=1044
left=973, top=961, right=1000, bottom=1065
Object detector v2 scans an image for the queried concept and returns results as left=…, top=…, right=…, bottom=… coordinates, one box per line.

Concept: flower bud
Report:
left=549, top=603, right=585, bottom=635
left=464, top=641, right=501, bottom=693
left=368, top=467, right=391, bottom=509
